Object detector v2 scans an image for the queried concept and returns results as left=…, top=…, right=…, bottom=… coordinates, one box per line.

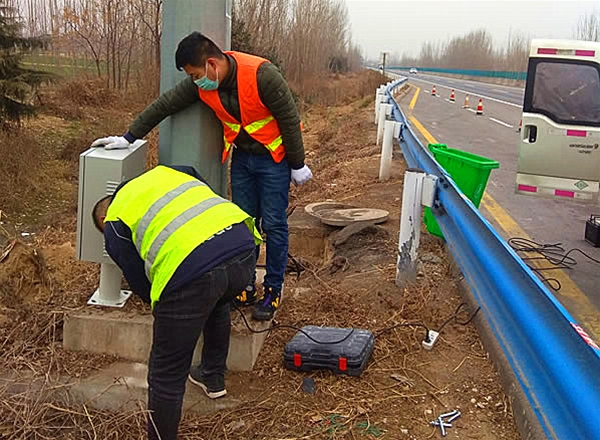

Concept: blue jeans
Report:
left=147, top=249, right=255, bottom=440
left=230, top=149, right=290, bottom=290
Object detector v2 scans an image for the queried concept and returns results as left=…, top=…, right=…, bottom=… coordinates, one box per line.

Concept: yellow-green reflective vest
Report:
left=104, top=166, right=262, bottom=308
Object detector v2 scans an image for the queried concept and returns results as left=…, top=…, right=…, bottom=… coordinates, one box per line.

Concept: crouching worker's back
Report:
left=92, top=165, right=261, bottom=440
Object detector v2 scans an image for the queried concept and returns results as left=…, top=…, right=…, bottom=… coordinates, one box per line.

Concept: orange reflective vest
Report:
left=198, top=51, right=286, bottom=164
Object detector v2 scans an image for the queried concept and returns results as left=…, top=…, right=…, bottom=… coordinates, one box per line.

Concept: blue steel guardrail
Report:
left=387, top=66, right=527, bottom=80
left=383, top=76, right=600, bottom=440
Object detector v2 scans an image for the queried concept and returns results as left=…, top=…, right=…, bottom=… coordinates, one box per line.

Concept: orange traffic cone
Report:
left=476, top=98, right=484, bottom=115
left=449, top=89, right=455, bottom=101
left=431, top=85, right=436, bottom=96
left=517, top=119, right=522, bottom=132
left=463, top=94, right=470, bottom=108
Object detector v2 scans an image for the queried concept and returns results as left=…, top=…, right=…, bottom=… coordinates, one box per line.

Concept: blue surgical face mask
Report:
left=194, top=63, right=219, bottom=91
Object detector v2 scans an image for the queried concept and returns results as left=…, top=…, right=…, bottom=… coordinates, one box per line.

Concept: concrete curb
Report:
left=0, top=362, right=241, bottom=414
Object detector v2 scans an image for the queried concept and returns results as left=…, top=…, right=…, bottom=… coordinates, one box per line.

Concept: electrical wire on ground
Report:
left=508, top=237, right=600, bottom=291
left=233, top=301, right=480, bottom=345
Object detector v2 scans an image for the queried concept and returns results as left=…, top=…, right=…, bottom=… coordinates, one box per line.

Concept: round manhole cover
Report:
left=304, top=201, right=357, bottom=219
left=317, top=208, right=389, bottom=226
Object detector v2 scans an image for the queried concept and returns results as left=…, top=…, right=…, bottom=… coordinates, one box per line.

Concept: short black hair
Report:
left=92, top=196, right=113, bottom=232
left=175, top=32, right=225, bottom=70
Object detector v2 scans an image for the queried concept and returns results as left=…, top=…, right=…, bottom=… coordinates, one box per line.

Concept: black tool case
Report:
left=283, top=326, right=375, bottom=377
left=585, top=215, right=600, bottom=247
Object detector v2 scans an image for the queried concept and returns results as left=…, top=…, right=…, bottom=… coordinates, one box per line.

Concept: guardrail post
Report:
left=396, top=168, right=426, bottom=287
left=379, top=121, right=401, bottom=181
left=374, top=87, right=384, bottom=124
left=377, top=103, right=392, bottom=146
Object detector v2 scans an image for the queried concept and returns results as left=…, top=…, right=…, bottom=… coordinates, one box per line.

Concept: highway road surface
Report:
left=397, top=73, right=600, bottom=341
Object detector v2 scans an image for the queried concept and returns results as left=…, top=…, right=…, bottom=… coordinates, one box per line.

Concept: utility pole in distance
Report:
left=381, top=51, right=389, bottom=77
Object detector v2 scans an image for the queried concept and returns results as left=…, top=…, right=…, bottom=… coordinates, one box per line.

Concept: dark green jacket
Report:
left=126, top=53, right=305, bottom=168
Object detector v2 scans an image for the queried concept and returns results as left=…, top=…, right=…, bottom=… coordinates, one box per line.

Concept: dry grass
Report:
left=56, top=77, right=120, bottom=108
left=292, top=70, right=388, bottom=109
left=0, top=378, right=149, bottom=439
left=0, top=131, right=44, bottom=213
left=0, top=76, right=159, bottom=221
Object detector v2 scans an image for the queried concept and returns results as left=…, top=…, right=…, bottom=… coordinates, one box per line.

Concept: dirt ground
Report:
left=0, top=72, right=520, bottom=439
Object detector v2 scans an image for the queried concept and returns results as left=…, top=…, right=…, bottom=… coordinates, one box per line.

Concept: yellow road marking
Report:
left=409, top=86, right=420, bottom=110
left=407, top=112, right=600, bottom=339
left=482, top=193, right=600, bottom=337
left=409, top=115, right=436, bottom=144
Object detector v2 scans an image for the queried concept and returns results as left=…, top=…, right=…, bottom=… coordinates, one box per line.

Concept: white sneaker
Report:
left=188, top=367, right=227, bottom=399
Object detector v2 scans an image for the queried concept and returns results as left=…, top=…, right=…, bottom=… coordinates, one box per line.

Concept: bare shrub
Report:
left=0, top=130, right=43, bottom=210
left=56, top=77, right=119, bottom=107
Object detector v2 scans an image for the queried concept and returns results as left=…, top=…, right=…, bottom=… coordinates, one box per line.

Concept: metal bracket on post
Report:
left=421, top=175, right=438, bottom=207
left=396, top=120, right=405, bottom=143
left=88, top=262, right=132, bottom=307
left=396, top=169, right=438, bottom=287
left=375, top=93, right=388, bottom=125
left=379, top=120, right=401, bottom=181
left=374, top=89, right=383, bottom=124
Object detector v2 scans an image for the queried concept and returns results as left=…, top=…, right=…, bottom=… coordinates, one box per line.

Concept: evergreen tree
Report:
left=0, top=4, right=53, bottom=128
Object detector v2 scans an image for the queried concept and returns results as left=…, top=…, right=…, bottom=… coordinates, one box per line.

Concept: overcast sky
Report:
left=344, top=0, right=599, bottom=61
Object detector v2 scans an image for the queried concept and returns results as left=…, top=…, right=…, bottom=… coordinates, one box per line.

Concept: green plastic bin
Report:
left=424, top=143, right=499, bottom=238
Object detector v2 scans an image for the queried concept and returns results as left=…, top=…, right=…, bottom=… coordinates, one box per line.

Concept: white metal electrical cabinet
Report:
left=75, top=140, right=147, bottom=306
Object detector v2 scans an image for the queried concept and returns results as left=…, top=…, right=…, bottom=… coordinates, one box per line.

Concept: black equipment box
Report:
left=283, top=326, right=375, bottom=377
left=585, top=215, right=600, bottom=247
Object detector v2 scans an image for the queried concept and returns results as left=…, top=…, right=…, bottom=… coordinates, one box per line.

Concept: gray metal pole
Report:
left=159, top=0, right=232, bottom=196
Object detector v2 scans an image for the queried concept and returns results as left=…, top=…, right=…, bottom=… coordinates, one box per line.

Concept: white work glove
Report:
left=91, top=136, right=130, bottom=150
left=291, top=164, right=313, bottom=186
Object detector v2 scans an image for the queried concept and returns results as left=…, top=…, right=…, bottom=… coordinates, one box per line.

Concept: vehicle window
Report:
left=529, top=60, right=600, bottom=126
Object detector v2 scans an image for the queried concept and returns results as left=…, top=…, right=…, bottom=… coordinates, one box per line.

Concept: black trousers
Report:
left=147, top=249, right=255, bottom=440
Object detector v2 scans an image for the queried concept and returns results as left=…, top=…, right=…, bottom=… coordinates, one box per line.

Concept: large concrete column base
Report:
left=64, top=270, right=271, bottom=372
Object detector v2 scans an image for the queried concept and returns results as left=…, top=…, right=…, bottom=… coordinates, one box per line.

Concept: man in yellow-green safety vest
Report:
left=92, top=165, right=261, bottom=440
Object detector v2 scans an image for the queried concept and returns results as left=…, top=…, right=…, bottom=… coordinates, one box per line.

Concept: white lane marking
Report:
left=489, top=117, right=514, bottom=128
left=444, top=98, right=455, bottom=103
left=411, top=77, right=522, bottom=108
left=467, top=108, right=477, bottom=113
left=418, top=73, right=524, bottom=92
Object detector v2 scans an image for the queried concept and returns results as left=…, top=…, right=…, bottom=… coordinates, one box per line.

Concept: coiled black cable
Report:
left=508, top=237, right=600, bottom=291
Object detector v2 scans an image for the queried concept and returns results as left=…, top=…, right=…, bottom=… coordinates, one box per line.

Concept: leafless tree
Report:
left=16, top=0, right=355, bottom=92
left=503, top=29, right=529, bottom=72
left=575, top=8, right=600, bottom=42
left=234, top=0, right=360, bottom=91
left=406, top=28, right=529, bottom=74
